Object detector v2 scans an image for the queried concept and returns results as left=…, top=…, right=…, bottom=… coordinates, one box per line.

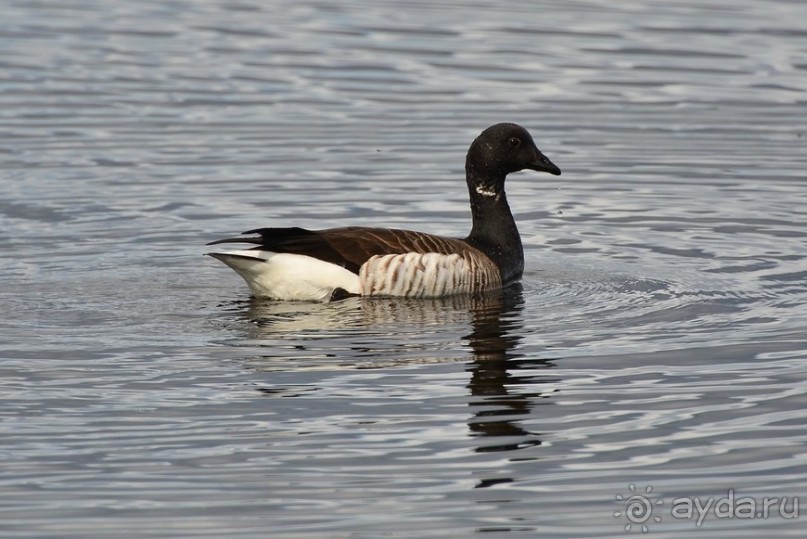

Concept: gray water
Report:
left=2, top=0, right=806, bottom=537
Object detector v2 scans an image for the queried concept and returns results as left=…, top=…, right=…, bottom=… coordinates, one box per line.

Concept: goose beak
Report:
left=529, top=151, right=561, bottom=176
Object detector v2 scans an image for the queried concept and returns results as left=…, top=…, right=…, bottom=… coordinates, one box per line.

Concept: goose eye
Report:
left=508, top=137, right=521, bottom=147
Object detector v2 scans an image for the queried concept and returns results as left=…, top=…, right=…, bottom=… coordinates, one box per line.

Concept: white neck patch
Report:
left=475, top=185, right=497, bottom=197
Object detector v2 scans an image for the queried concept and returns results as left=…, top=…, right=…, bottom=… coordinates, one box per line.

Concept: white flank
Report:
left=359, top=252, right=476, bottom=297
left=208, top=250, right=360, bottom=301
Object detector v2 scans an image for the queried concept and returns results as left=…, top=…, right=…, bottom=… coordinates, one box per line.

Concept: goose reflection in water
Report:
left=464, top=285, right=557, bottom=458
left=233, top=286, right=557, bottom=464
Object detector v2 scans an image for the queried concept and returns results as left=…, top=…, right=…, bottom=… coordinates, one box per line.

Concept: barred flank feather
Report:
left=359, top=252, right=500, bottom=297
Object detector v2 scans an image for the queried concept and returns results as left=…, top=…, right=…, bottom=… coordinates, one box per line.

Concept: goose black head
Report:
left=465, top=123, right=560, bottom=196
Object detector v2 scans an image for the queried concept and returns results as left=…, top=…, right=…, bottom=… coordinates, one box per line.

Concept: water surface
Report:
left=1, top=0, right=806, bottom=537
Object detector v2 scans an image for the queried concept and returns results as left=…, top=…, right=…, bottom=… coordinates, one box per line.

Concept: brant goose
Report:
left=207, top=123, right=561, bottom=301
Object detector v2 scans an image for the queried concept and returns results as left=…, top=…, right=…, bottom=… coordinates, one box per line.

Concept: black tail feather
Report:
left=206, top=235, right=264, bottom=246
left=207, top=227, right=349, bottom=270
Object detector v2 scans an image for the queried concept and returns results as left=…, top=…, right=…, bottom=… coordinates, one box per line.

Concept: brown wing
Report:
left=207, top=226, right=479, bottom=275
left=324, top=227, right=483, bottom=273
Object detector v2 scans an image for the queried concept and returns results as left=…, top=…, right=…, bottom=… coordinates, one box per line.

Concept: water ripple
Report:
left=2, top=0, right=807, bottom=537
